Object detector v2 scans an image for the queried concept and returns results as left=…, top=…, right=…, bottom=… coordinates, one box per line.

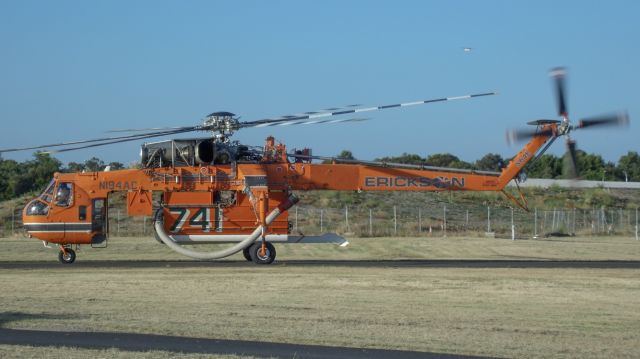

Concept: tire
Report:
left=58, top=248, right=76, bottom=264
left=242, top=246, right=253, bottom=262
left=249, top=242, right=276, bottom=265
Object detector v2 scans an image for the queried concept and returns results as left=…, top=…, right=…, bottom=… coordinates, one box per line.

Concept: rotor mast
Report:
left=202, top=111, right=240, bottom=142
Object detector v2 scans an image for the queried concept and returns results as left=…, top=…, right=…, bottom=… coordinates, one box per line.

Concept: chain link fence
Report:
left=290, top=204, right=640, bottom=239
left=2, top=201, right=639, bottom=240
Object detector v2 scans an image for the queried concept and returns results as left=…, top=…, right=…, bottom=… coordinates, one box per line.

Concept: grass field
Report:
left=0, top=346, right=255, bottom=359
left=1, top=236, right=639, bottom=358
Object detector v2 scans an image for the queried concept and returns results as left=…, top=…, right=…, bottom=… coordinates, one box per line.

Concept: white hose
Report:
left=153, top=194, right=298, bottom=260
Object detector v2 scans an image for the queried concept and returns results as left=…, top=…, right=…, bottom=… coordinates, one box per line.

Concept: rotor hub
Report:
left=203, top=112, right=240, bottom=139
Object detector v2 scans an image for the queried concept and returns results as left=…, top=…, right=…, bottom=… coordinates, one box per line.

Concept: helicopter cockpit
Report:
left=54, top=182, right=73, bottom=207
left=24, top=179, right=75, bottom=216
left=24, top=179, right=55, bottom=216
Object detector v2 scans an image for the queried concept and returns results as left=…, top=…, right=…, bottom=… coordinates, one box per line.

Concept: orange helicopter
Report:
left=2, top=68, right=629, bottom=264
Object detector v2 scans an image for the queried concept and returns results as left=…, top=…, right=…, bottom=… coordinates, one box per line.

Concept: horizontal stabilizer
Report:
left=290, top=233, right=349, bottom=246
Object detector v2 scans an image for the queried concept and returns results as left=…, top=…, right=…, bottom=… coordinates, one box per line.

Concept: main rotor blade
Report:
left=43, top=127, right=198, bottom=153
left=251, top=117, right=369, bottom=128
left=269, top=104, right=364, bottom=121
left=0, top=126, right=198, bottom=153
left=105, top=126, right=193, bottom=133
left=576, top=112, right=629, bottom=129
left=506, top=126, right=555, bottom=145
left=564, top=139, right=579, bottom=179
left=550, top=67, right=568, bottom=117
left=241, top=92, right=496, bottom=128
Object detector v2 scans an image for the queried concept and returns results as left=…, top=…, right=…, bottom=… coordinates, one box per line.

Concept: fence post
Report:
left=486, top=206, right=490, bottom=233
left=295, top=207, right=298, bottom=233
left=611, top=210, right=615, bottom=232
left=117, top=209, right=121, bottom=236
left=533, top=208, right=538, bottom=238
left=345, top=206, right=350, bottom=233
left=636, top=207, right=638, bottom=241
left=320, top=209, right=323, bottom=233
left=619, top=208, right=624, bottom=231
left=572, top=208, right=576, bottom=235
left=369, top=209, right=373, bottom=237
left=143, top=216, right=146, bottom=234
left=465, top=210, right=469, bottom=229
left=443, top=204, right=447, bottom=238
left=393, top=206, right=397, bottom=236
left=418, top=208, right=422, bottom=234
left=11, top=205, right=15, bottom=236
left=511, top=207, right=515, bottom=240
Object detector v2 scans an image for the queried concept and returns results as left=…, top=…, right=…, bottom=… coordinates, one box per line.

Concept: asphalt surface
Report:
left=1, top=259, right=640, bottom=269
left=0, top=328, right=495, bottom=359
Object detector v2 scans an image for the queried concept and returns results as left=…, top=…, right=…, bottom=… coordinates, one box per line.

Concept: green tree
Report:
left=525, top=154, right=562, bottom=178
left=323, top=150, right=355, bottom=164
left=425, top=153, right=459, bottom=167
left=574, top=151, right=606, bottom=180
left=448, top=159, right=474, bottom=170
left=66, top=161, right=85, bottom=172
left=0, top=159, right=20, bottom=200
left=617, top=151, right=640, bottom=181
left=336, top=150, right=355, bottom=160
left=107, top=161, right=125, bottom=170
left=375, top=153, right=424, bottom=164
left=84, top=157, right=105, bottom=172
left=2, top=153, right=62, bottom=198
left=475, top=153, right=504, bottom=172
left=25, top=152, right=62, bottom=191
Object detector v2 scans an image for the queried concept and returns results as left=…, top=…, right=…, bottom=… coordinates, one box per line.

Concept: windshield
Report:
left=39, top=179, right=56, bottom=203
left=25, top=199, right=49, bottom=216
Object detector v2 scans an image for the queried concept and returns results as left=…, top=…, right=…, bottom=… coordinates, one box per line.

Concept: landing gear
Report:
left=248, top=241, right=276, bottom=264
left=58, top=247, right=76, bottom=264
left=242, top=246, right=253, bottom=262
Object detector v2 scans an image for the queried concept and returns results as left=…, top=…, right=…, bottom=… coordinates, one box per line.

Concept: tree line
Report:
left=1, top=150, right=639, bottom=201
left=0, top=154, right=124, bottom=201
left=339, top=150, right=640, bottom=182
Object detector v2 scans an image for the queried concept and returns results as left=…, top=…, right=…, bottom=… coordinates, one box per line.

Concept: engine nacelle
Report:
left=140, top=139, right=253, bottom=168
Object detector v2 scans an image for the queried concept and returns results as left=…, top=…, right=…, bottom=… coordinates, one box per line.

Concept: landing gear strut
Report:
left=248, top=241, right=276, bottom=264
left=58, top=247, right=76, bottom=264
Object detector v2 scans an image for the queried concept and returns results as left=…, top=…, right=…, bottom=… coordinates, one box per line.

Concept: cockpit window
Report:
left=39, top=179, right=56, bottom=203
left=55, top=182, right=73, bottom=207
left=26, top=200, right=49, bottom=216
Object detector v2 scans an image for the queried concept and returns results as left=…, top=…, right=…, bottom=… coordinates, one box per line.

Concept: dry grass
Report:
left=1, top=236, right=639, bottom=358
left=1, top=234, right=640, bottom=262
left=0, top=345, right=259, bottom=359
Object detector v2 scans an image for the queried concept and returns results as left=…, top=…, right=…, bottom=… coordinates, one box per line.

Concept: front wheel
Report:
left=249, top=242, right=276, bottom=265
left=58, top=248, right=76, bottom=264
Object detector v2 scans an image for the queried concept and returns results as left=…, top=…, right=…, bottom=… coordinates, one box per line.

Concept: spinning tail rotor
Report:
left=507, top=67, right=629, bottom=179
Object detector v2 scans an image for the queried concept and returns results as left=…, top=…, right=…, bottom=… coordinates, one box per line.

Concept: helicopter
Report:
left=2, top=68, right=629, bottom=264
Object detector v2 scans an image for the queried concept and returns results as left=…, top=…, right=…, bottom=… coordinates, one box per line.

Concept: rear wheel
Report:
left=242, top=246, right=252, bottom=262
left=58, top=248, right=76, bottom=264
left=249, top=242, right=276, bottom=265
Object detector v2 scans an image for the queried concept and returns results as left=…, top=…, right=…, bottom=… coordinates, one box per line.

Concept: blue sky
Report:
left=1, top=0, right=638, bottom=165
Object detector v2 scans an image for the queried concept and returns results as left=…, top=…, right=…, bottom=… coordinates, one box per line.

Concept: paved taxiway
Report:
left=1, top=259, right=639, bottom=269
left=0, top=328, right=496, bottom=359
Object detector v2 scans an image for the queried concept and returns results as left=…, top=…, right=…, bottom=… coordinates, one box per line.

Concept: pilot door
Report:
left=91, top=198, right=108, bottom=244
